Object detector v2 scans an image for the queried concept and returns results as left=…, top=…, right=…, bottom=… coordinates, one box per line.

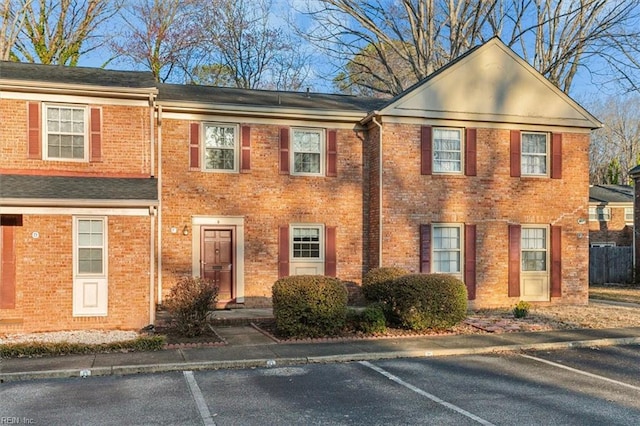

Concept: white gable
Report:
left=380, top=39, right=601, bottom=129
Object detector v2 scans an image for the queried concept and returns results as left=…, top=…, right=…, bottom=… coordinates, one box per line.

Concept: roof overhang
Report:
left=0, top=79, right=158, bottom=101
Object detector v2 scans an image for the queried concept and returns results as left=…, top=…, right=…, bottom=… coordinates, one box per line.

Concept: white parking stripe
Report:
left=520, top=354, right=640, bottom=391
left=360, top=361, right=495, bottom=426
left=183, top=371, right=216, bottom=426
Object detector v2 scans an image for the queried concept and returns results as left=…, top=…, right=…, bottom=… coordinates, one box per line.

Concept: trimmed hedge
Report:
left=272, top=275, right=348, bottom=338
left=347, top=304, right=387, bottom=334
left=389, top=274, right=468, bottom=330
left=361, top=267, right=408, bottom=303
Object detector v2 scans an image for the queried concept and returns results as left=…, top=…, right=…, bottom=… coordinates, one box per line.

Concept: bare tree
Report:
left=0, top=0, right=26, bottom=60
left=301, top=0, right=640, bottom=96
left=10, top=0, right=120, bottom=65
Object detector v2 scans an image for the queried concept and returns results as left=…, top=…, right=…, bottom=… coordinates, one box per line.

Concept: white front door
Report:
left=73, top=217, right=108, bottom=316
left=520, top=226, right=550, bottom=302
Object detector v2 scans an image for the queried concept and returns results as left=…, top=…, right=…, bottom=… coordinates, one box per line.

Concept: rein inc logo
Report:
left=0, top=418, right=34, bottom=424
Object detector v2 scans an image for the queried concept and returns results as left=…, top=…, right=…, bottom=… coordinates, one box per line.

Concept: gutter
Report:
left=0, top=81, right=158, bottom=100
left=0, top=198, right=157, bottom=208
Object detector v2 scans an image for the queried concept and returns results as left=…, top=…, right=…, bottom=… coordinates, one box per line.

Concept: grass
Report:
left=589, top=284, right=640, bottom=304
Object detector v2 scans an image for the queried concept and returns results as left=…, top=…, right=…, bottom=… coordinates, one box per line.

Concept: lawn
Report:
left=589, top=284, right=640, bottom=304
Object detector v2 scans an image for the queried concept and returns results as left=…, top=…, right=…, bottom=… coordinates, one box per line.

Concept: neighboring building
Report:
left=0, top=38, right=602, bottom=333
left=588, top=185, right=634, bottom=247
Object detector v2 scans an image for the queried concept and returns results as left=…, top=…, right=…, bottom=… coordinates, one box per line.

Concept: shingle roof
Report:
left=0, top=174, right=157, bottom=202
left=589, top=185, right=633, bottom=204
left=0, top=61, right=156, bottom=88
left=157, top=83, right=386, bottom=112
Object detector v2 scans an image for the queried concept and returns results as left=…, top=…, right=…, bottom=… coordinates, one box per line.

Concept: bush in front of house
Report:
left=361, top=266, right=409, bottom=303
left=347, top=304, right=387, bottom=334
left=163, top=276, right=219, bottom=337
left=272, top=275, right=348, bottom=338
left=389, top=274, right=468, bottom=331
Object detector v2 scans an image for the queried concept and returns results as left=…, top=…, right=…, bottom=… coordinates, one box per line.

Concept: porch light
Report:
left=183, top=225, right=189, bottom=236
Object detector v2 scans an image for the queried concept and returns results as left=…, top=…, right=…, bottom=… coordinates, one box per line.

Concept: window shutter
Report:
left=278, top=226, right=289, bottom=278
left=241, top=125, right=251, bottom=172
left=189, top=122, right=200, bottom=170
left=510, top=130, right=521, bottom=177
left=0, top=219, right=17, bottom=309
left=89, top=107, right=102, bottom=162
left=279, top=127, right=290, bottom=174
left=465, top=128, right=477, bottom=176
left=419, top=224, right=431, bottom=273
left=508, top=224, right=521, bottom=297
left=421, top=126, right=432, bottom=175
left=464, top=224, right=477, bottom=300
left=551, top=133, right=562, bottom=179
left=327, top=130, right=338, bottom=177
left=27, top=102, right=41, bottom=159
left=551, top=225, right=562, bottom=297
left=325, top=226, right=337, bottom=277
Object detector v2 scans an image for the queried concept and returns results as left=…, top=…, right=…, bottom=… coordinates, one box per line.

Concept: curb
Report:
left=2, top=336, right=640, bottom=383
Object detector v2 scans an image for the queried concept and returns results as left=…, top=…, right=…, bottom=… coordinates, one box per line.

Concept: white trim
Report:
left=73, top=216, right=108, bottom=316
left=42, top=103, right=89, bottom=162
left=0, top=206, right=152, bottom=216
left=290, top=223, right=325, bottom=276
left=430, top=223, right=464, bottom=279
left=521, top=132, right=549, bottom=177
left=191, top=216, right=245, bottom=303
left=432, top=127, right=464, bottom=175
left=0, top=90, right=152, bottom=106
left=201, top=122, right=240, bottom=173
left=520, top=224, right=550, bottom=302
left=290, top=127, right=325, bottom=177
left=161, top=112, right=363, bottom=129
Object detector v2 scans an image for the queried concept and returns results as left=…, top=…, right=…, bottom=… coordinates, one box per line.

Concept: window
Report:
left=292, top=128, right=324, bottom=175
left=625, top=207, right=634, bottom=224
left=521, top=132, right=548, bottom=176
left=45, top=104, right=87, bottom=160
left=203, top=123, right=238, bottom=171
left=433, top=128, right=462, bottom=173
left=521, top=227, right=547, bottom=272
left=590, top=242, right=615, bottom=248
left=292, top=226, right=322, bottom=259
left=432, top=225, right=462, bottom=274
left=77, top=218, right=105, bottom=274
left=589, top=207, right=611, bottom=222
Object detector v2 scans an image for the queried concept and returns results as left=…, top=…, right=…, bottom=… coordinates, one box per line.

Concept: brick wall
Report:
left=588, top=206, right=633, bottom=246
left=374, top=124, right=590, bottom=307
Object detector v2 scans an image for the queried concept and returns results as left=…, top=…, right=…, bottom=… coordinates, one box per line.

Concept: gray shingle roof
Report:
left=0, top=174, right=157, bottom=202
left=589, top=185, right=633, bottom=204
left=157, top=83, right=386, bottom=112
left=0, top=61, right=156, bottom=89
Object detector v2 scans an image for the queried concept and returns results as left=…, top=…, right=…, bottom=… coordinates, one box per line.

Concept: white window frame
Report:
left=73, top=216, right=108, bottom=316
left=432, top=127, right=463, bottom=174
left=590, top=242, right=616, bottom=248
left=589, top=206, right=611, bottom=222
left=291, top=128, right=325, bottom=177
left=431, top=223, right=464, bottom=278
left=521, top=132, right=548, bottom=177
left=625, top=207, right=634, bottom=224
left=202, top=122, right=239, bottom=173
left=290, top=224, right=325, bottom=275
left=521, top=226, right=548, bottom=272
left=43, top=103, right=89, bottom=162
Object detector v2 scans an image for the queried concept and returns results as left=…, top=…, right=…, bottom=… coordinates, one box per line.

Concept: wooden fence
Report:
left=589, top=246, right=634, bottom=284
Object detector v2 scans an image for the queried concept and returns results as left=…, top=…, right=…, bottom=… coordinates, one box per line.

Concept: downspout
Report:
left=157, top=105, right=163, bottom=304
left=149, top=93, right=157, bottom=325
left=371, top=116, right=383, bottom=267
left=149, top=94, right=155, bottom=176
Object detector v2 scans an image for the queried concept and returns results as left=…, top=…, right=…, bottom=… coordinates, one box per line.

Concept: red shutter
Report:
left=464, top=224, right=477, bottom=300
left=241, top=125, right=251, bottom=172
left=278, top=226, right=289, bottom=278
left=508, top=224, right=521, bottom=297
left=551, top=133, right=562, bottom=179
left=27, top=102, right=41, bottom=159
left=510, top=130, right=521, bottom=177
left=420, top=224, right=431, bottom=273
left=279, top=127, right=290, bottom=174
left=551, top=225, right=562, bottom=297
left=325, top=226, right=337, bottom=277
left=465, top=128, right=477, bottom=176
left=189, top=122, right=200, bottom=169
left=327, top=130, right=337, bottom=177
left=421, top=126, right=432, bottom=175
left=0, top=219, right=17, bottom=309
left=89, top=107, right=102, bottom=162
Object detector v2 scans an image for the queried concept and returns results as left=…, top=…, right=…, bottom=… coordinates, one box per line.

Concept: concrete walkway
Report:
left=2, top=309, right=640, bottom=382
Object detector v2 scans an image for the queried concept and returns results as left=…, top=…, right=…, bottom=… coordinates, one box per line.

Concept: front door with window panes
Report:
left=73, top=217, right=108, bottom=316
left=290, top=225, right=324, bottom=275
left=520, top=226, right=550, bottom=301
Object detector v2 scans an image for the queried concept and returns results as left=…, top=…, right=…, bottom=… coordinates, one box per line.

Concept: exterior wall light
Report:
left=183, top=225, right=189, bottom=236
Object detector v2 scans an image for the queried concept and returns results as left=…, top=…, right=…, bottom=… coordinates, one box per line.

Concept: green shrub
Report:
left=347, top=304, right=387, bottom=334
left=164, top=276, right=219, bottom=337
left=389, top=274, right=467, bottom=331
left=513, top=301, right=531, bottom=318
left=361, top=267, right=409, bottom=303
left=272, top=275, right=348, bottom=338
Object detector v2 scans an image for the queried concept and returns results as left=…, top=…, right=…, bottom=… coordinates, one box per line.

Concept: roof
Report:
left=157, top=83, right=385, bottom=112
left=0, top=61, right=156, bottom=89
left=0, top=175, right=158, bottom=204
left=589, top=185, right=634, bottom=204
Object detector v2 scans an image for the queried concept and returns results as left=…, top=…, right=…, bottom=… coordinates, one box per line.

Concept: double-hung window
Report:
left=292, top=128, right=324, bottom=176
left=521, top=132, right=548, bottom=176
left=589, top=206, right=611, bottom=222
left=432, top=224, right=462, bottom=275
left=45, top=104, right=87, bottom=160
left=292, top=227, right=322, bottom=259
left=77, top=218, right=105, bottom=274
left=203, top=123, right=238, bottom=172
left=433, top=128, right=462, bottom=173
left=625, top=207, right=634, bottom=224
left=521, top=227, right=547, bottom=272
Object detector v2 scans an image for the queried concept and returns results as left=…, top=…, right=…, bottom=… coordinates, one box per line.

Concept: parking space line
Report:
left=183, top=371, right=216, bottom=426
left=520, top=354, right=640, bottom=391
left=360, top=361, right=495, bottom=426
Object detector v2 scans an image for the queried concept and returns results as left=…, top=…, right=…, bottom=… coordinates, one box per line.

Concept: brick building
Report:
left=588, top=185, right=634, bottom=247
left=0, top=38, right=601, bottom=333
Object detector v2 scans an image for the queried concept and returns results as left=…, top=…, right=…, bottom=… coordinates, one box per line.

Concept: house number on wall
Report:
left=32, top=231, right=39, bottom=239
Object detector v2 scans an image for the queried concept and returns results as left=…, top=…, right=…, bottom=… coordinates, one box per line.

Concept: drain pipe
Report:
left=157, top=105, right=163, bottom=304
left=371, top=116, right=383, bottom=267
left=148, top=92, right=157, bottom=325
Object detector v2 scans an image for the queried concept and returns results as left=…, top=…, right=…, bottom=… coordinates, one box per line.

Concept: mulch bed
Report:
left=154, top=324, right=226, bottom=348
